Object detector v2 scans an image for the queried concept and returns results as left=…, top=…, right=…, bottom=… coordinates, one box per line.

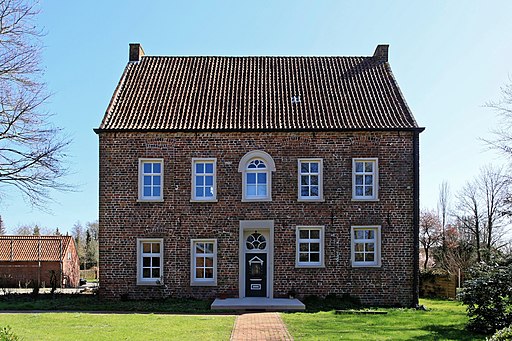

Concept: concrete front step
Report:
left=211, top=297, right=305, bottom=311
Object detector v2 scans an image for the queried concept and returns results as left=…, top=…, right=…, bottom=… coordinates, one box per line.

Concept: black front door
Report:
left=245, top=253, right=267, bottom=297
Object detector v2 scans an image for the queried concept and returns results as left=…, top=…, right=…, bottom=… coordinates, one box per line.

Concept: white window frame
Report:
left=138, top=158, right=164, bottom=201
left=297, top=158, right=324, bottom=201
left=191, top=158, right=217, bottom=202
left=296, top=226, right=325, bottom=268
left=136, top=238, right=164, bottom=285
left=238, top=150, right=276, bottom=202
left=351, top=226, right=381, bottom=267
left=352, top=158, right=378, bottom=201
left=190, top=239, right=217, bottom=286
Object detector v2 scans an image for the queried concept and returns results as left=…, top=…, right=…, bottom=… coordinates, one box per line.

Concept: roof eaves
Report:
left=93, top=127, right=425, bottom=134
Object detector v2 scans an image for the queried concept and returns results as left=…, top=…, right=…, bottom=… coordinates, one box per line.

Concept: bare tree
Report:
left=14, top=224, right=32, bottom=235
left=484, top=83, right=512, bottom=158
left=484, top=83, right=512, bottom=219
left=437, top=181, right=450, bottom=266
left=455, top=180, right=483, bottom=262
left=0, top=0, right=70, bottom=207
left=0, top=214, right=5, bottom=234
left=478, top=165, right=510, bottom=258
left=442, top=222, right=475, bottom=276
left=419, top=209, right=442, bottom=270
left=72, top=221, right=86, bottom=268
left=438, top=181, right=450, bottom=239
left=455, top=166, right=511, bottom=262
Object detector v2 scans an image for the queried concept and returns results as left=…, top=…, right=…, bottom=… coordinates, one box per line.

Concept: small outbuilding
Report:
left=0, top=235, right=80, bottom=288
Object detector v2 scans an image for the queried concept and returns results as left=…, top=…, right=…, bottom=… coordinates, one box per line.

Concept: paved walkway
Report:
left=230, top=312, right=293, bottom=341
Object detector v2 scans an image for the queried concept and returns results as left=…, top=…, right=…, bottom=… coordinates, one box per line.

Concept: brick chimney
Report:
left=129, top=43, right=145, bottom=62
left=373, top=44, right=389, bottom=62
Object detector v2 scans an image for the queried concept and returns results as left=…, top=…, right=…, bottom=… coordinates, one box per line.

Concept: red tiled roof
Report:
left=97, top=47, right=421, bottom=132
left=0, top=236, right=74, bottom=262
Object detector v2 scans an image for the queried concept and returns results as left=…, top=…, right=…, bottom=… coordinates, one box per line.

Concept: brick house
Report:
left=95, top=44, right=424, bottom=307
left=0, top=235, right=80, bottom=288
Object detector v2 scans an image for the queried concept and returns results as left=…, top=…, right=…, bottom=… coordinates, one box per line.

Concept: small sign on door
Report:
left=250, top=284, right=261, bottom=290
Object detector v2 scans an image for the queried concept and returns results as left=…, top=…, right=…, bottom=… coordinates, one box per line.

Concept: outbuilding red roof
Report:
left=97, top=45, right=422, bottom=132
left=0, top=236, right=74, bottom=262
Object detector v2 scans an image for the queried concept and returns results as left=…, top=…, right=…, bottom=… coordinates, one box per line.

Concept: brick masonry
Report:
left=98, top=130, right=416, bottom=306
left=0, top=240, right=80, bottom=288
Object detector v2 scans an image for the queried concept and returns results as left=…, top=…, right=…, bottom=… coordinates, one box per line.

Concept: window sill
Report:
left=136, top=281, right=163, bottom=286
left=351, top=198, right=379, bottom=202
left=242, top=198, right=272, bottom=202
left=190, top=281, right=217, bottom=287
left=190, top=199, right=218, bottom=203
left=295, top=264, right=325, bottom=269
left=297, top=198, right=325, bottom=202
left=351, top=263, right=382, bottom=268
left=137, top=199, right=164, bottom=203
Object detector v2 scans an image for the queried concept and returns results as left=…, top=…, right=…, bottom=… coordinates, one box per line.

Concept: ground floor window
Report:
left=351, top=226, right=381, bottom=267
left=296, top=226, right=324, bottom=267
left=190, top=239, right=217, bottom=286
left=137, top=238, right=163, bottom=285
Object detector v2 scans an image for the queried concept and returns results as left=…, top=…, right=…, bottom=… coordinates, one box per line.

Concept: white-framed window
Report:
left=190, top=239, right=217, bottom=286
left=298, top=159, right=323, bottom=201
left=238, top=150, right=276, bottom=202
left=352, top=158, right=378, bottom=200
left=296, top=226, right=324, bottom=267
left=191, top=158, right=217, bottom=201
left=138, top=158, right=164, bottom=201
left=137, top=238, right=163, bottom=285
left=351, top=226, right=381, bottom=267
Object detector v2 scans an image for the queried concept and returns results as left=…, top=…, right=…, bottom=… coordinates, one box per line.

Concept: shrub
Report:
left=459, top=259, right=512, bottom=334
left=0, top=326, right=20, bottom=341
left=488, top=325, right=512, bottom=341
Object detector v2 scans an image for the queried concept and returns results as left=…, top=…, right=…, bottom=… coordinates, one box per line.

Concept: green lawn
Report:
left=281, top=298, right=486, bottom=340
left=0, top=313, right=235, bottom=341
left=0, top=298, right=487, bottom=340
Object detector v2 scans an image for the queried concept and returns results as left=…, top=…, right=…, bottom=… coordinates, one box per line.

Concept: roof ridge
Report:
left=141, top=55, right=372, bottom=59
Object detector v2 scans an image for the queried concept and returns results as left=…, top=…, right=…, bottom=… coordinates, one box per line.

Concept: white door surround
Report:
left=239, top=220, right=274, bottom=299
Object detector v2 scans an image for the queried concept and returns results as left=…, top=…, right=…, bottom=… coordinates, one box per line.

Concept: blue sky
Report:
left=2, top=1, right=512, bottom=234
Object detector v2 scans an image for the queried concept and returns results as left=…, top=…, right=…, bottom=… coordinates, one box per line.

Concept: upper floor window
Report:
left=351, top=226, right=381, bottom=267
left=137, top=238, right=163, bottom=285
left=191, top=158, right=217, bottom=202
left=190, top=239, right=217, bottom=286
left=139, top=159, right=164, bottom=201
left=238, top=151, right=276, bottom=202
left=352, top=158, right=378, bottom=200
left=298, top=159, right=323, bottom=201
left=296, top=226, right=324, bottom=268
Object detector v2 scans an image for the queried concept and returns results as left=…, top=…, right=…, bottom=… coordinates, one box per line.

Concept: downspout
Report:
left=412, top=131, right=420, bottom=307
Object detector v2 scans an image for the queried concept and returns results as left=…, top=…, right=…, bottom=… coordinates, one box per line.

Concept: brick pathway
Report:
left=230, top=312, right=293, bottom=341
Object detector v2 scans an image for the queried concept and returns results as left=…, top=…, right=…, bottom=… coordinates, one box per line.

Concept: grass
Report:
left=0, top=296, right=488, bottom=340
left=0, top=313, right=235, bottom=341
left=281, top=298, right=486, bottom=340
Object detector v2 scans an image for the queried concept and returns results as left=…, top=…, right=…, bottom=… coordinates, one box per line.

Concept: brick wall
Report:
left=98, top=131, right=416, bottom=306
left=63, top=239, right=80, bottom=287
left=0, top=261, right=61, bottom=288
